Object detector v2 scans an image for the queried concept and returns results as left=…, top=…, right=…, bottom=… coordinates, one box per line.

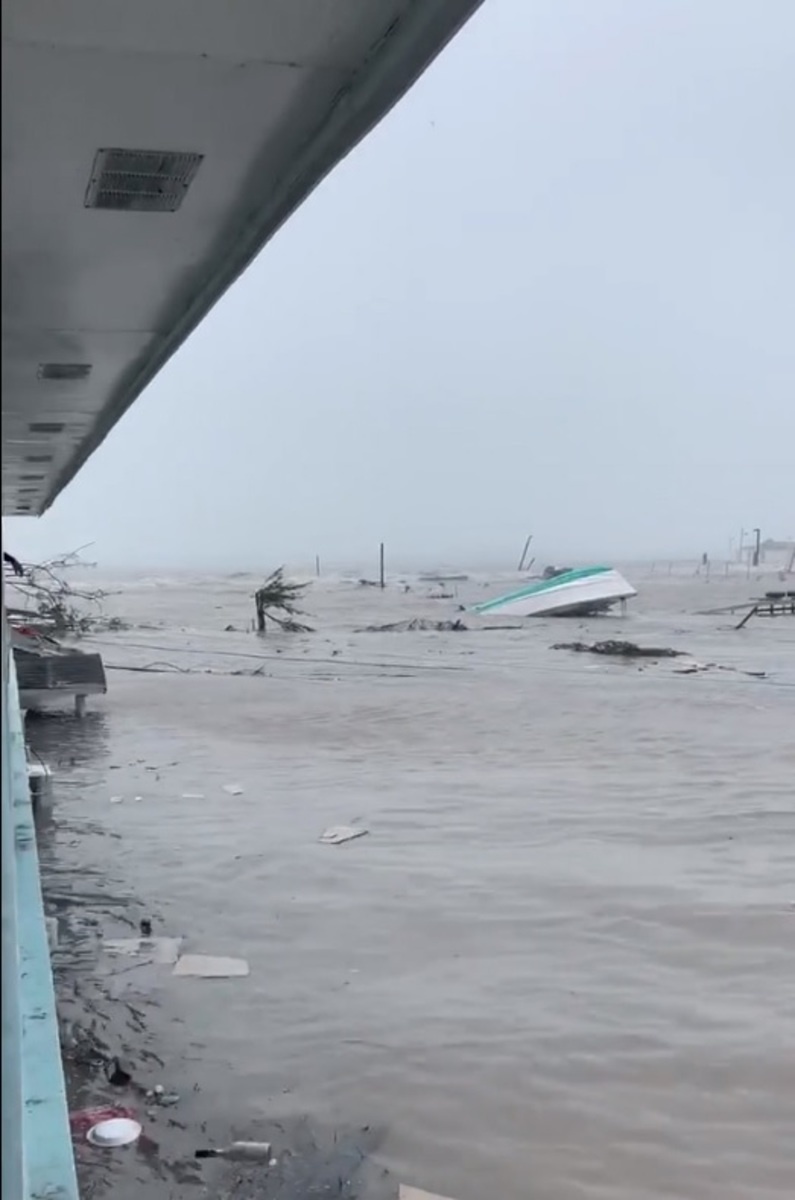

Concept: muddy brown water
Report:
left=31, top=566, right=795, bottom=1199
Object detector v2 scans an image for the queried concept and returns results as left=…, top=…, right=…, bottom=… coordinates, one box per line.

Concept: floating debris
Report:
left=69, top=1105, right=137, bottom=1139
left=552, top=641, right=766, bottom=679
left=222, top=783, right=244, bottom=796
left=172, top=954, right=249, bottom=978
left=86, top=1117, right=142, bottom=1148
left=552, top=640, right=685, bottom=658
left=400, top=1187, right=459, bottom=1200
left=45, top=916, right=58, bottom=952
left=146, top=1086, right=180, bottom=1107
left=361, top=619, right=468, bottom=633
left=673, top=662, right=767, bottom=679
left=418, top=573, right=470, bottom=583
left=107, top=1057, right=134, bottom=1087
left=195, top=1140, right=272, bottom=1162
left=320, top=826, right=369, bottom=846
left=103, top=936, right=182, bottom=965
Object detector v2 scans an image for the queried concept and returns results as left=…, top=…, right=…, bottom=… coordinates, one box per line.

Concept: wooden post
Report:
left=752, top=528, right=761, bottom=567
left=379, top=543, right=385, bottom=589
left=517, top=534, right=533, bottom=572
left=735, top=603, right=758, bottom=630
left=315, top=555, right=321, bottom=578
left=255, top=589, right=266, bottom=632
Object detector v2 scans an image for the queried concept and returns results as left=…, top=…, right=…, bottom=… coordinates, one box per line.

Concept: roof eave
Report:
left=40, top=0, right=484, bottom=513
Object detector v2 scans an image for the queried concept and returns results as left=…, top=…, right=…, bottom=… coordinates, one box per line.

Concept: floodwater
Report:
left=30, top=564, right=795, bottom=1199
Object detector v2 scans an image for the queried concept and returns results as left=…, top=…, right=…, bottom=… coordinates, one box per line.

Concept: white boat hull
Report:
left=473, top=567, right=637, bottom=619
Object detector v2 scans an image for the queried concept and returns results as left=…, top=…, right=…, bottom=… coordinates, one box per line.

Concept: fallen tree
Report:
left=254, top=568, right=313, bottom=633
left=4, top=546, right=123, bottom=635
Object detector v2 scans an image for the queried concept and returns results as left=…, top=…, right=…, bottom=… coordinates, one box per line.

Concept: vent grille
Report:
left=37, top=362, right=92, bottom=382
left=20, top=474, right=45, bottom=482
left=13, top=650, right=107, bottom=692
left=85, top=148, right=204, bottom=212
left=25, top=454, right=53, bottom=464
left=29, top=422, right=65, bottom=434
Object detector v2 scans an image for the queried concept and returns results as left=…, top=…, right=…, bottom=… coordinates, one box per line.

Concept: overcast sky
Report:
left=6, top=0, right=794, bottom=570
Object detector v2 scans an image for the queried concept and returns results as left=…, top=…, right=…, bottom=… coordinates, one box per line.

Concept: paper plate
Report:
left=86, top=1117, right=142, bottom=1147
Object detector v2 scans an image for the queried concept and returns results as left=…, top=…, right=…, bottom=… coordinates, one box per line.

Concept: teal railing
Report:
left=1, top=605, right=78, bottom=1199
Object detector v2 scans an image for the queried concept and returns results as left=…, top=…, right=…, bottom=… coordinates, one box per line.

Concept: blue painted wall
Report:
left=2, top=605, right=78, bottom=1199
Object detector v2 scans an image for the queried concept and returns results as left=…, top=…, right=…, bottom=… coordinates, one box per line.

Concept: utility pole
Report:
left=517, top=533, right=533, bottom=572
left=752, top=528, right=761, bottom=568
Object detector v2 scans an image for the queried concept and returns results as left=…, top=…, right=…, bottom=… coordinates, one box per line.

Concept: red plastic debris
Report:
left=69, top=1105, right=137, bottom=1139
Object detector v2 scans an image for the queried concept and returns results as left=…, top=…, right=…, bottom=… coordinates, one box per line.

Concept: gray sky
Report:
left=8, top=0, right=794, bottom=569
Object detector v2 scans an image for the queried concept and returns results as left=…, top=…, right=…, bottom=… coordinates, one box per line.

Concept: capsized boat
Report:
left=473, top=566, right=637, bottom=618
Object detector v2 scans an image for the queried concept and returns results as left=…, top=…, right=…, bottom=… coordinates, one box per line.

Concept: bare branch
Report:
left=4, top=546, right=124, bottom=635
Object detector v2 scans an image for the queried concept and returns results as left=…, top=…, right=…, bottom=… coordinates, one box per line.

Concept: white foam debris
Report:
left=172, top=954, right=249, bottom=978
left=319, top=826, right=369, bottom=846
left=399, top=1187, right=459, bottom=1200
left=104, top=937, right=182, bottom=965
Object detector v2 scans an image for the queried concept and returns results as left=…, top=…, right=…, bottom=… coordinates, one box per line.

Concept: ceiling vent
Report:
left=20, top=473, right=45, bottom=481
left=25, top=454, right=53, bottom=463
left=29, top=421, right=65, bottom=434
left=37, top=362, right=92, bottom=381
left=85, top=148, right=204, bottom=212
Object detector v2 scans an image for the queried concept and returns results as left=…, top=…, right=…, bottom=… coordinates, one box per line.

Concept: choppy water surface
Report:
left=32, top=566, right=795, bottom=1199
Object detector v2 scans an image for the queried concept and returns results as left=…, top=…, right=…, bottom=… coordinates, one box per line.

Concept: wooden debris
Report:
left=361, top=619, right=468, bottom=633
left=552, top=639, right=685, bottom=658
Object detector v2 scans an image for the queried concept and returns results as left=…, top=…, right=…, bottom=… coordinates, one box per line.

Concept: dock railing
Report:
left=2, top=594, right=78, bottom=1198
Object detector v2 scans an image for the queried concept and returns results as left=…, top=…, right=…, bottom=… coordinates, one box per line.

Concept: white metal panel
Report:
left=2, top=0, right=485, bottom=515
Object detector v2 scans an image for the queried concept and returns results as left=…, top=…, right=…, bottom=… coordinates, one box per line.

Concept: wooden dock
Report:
left=735, top=591, right=795, bottom=629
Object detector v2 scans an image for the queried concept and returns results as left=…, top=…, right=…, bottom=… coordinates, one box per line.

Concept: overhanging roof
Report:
left=2, top=0, right=484, bottom=516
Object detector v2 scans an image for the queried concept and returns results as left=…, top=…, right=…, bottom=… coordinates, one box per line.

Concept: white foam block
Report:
left=172, top=954, right=249, bottom=978
left=399, top=1187, right=459, bottom=1200
left=319, top=826, right=369, bottom=845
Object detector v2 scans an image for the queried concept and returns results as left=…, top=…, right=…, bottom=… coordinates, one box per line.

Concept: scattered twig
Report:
left=360, top=618, right=468, bottom=633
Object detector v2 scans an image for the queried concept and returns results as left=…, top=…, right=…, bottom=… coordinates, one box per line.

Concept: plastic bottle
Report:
left=195, top=1141, right=272, bottom=1162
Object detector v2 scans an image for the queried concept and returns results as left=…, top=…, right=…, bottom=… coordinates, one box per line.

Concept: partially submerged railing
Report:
left=1, top=600, right=78, bottom=1198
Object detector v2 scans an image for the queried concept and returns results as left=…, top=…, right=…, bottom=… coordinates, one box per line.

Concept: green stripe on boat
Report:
left=473, top=566, right=612, bottom=614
